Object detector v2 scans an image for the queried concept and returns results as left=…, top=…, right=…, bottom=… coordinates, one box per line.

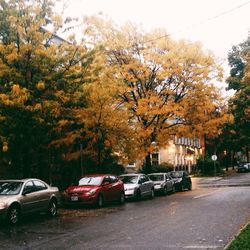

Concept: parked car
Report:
left=0, top=178, right=60, bottom=225
left=237, top=162, right=250, bottom=173
left=119, top=174, right=154, bottom=200
left=170, top=171, right=192, bottom=191
left=62, top=174, right=125, bottom=208
left=148, top=173, right=175, bottom=195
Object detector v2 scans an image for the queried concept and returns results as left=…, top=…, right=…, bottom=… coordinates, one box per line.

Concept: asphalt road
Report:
left=0, top=172, right=250, bottom=250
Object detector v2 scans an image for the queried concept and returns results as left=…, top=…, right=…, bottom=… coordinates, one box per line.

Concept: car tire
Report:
left=150, top=188, right=155, bottom=199
left=172, top=185, right=176, bottom=194
left=136, top=189, right=141, bottom=201
left=47, top=199, right=58, bottom=217
left=188, top=183, right=192, bottom=191
left=119, top=192, right=125, bottom=204
left=163, top=186, right=168, bottom=195
left=97, top=194, right=104, bottom=208
left=180, top=184, right=185, bottom=192
left=7, top=205, right=20, bottom=225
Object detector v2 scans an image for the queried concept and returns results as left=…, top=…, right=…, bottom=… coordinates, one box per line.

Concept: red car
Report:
left=62, top=174, right=125, bottom=207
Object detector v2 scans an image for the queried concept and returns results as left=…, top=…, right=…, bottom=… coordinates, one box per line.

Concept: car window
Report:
left=144, top=176, right=150, bottom=182
left=102, top=176, right=111, bottom=184
left=79, top=176, right=103, bottom=186
left=140, top=176, right=146, bottom=183
left=149, top=175, right=164, bottom=181
left=0, top=181, right=23, bottom=195
left=23, top=181, right=36, bottom=194
left=166, top=174, right=171, bottom=180
left=119, top=175, right=138, bottom=184
left=109, top=176, right=118, bottom=183
left=33, top=180, right=47, bottom=191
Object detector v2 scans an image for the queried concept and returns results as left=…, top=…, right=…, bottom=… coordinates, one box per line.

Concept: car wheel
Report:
left=188, top=183, right=192, bottom=191
left=97, top=194, right=104, bottom=208
left=150, top=188, right=155, bottom=199
left=163, top=186, right=168, bottom=195
left=180, top=184, right=185, bottom=192
left=172, top=185, right=176, bottom=194
left=48, top=199, right=58, bottom=217
left=119, top=192, right=125, bottom=204
left=7, top=205, right=20, bottom=225
left=136, top=189, right=141, bottom=200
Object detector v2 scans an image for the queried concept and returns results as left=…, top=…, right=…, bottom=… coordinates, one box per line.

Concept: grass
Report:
left=226, top=223, right=250, bottom=250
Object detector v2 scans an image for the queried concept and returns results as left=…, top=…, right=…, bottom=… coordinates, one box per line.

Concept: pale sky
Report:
left=64, top=0, right=250, bottom=89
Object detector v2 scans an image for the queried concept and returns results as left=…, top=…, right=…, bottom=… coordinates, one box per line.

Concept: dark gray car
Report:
left=119, top=174, right=154, bottom=200
left=148, top=173, right=175, bottom=195
left=0, top=178, right=60, bottom=224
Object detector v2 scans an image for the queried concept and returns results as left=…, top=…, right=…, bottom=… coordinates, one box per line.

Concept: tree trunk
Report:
left=143, top=153, right=152, bottom=174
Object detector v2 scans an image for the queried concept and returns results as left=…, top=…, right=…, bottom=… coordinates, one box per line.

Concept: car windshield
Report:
left=79, top=176, right=103, bottom=186
left=0, top=181, right=23, bottom=195
left=120, top=175, right=138, bottom=184
left=170, top=172, right=183, bottom=178
left=149, top=175, right=164, bottom=181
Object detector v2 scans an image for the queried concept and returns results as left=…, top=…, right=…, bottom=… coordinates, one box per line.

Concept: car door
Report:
left=165, top=174, right=173, bottom=191
left=33, top=180, right=50, bottom=210
left=20, top=181, right=40, bottom=214
left=101, top=176, right=113, bottom=202
left=142, top=175, right=152, bottom=196
left=138, top=175, right=147, bottom=196
left=109, top=175, right=121, bottom=201
left=182, top=171, right=190, bottom=188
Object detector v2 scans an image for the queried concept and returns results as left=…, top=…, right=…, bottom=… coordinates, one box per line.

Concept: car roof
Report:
left=148, top=173, right=166, bottom=175
left=120, top=174, right=142, bottom=176
left=82, top=174, right=112, bottom=177
left=0, top=178, right=43, bottom=182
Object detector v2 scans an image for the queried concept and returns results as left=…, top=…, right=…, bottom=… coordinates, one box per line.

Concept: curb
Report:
left=223, top=221, right=250, bottom=249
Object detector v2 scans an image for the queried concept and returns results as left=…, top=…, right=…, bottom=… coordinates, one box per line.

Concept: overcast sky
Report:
left=64, top=0, right=250, bottom=88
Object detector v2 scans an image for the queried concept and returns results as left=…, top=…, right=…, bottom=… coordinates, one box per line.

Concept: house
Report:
left=125, top=136, right=203, bottom=174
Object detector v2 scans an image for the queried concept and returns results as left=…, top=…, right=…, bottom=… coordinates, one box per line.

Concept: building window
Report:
left=151, top=152, right=159, bottom=165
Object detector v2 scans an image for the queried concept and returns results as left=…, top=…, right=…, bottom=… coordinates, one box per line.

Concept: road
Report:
left=0, top=172, right=250, bottom=250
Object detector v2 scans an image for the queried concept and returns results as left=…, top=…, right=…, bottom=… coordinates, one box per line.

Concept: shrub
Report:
left=196, top=155, right=223, bottom=176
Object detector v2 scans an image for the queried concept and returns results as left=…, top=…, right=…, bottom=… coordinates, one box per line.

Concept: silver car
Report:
left=0, top=178, right=60, bottom=224
left=148, top=173, right=175, bottom=195
left=119, top=174, right=154, bottom=200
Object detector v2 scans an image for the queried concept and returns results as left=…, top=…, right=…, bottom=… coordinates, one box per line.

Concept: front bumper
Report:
left=124, top=189, right=136, bottom=199
left=62, top=194, right=98, bottom=205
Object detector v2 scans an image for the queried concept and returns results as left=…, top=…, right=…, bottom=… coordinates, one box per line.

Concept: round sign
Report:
left=211, top=155, right=217, bottom=161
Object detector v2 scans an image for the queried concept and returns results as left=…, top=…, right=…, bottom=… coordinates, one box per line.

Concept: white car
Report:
left=119, top=174, right=154, bottom=200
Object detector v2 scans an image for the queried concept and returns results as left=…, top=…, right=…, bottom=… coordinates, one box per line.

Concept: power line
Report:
left=144, top=0, right=250, bottom=44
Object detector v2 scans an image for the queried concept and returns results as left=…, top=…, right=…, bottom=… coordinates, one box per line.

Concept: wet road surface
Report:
left=0, top=172, right=250, bottom=250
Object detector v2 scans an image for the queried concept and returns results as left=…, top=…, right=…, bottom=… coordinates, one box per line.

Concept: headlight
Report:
left=0, top=202, right=6, bottom=209
left=86, top=189, right=97, bottom=195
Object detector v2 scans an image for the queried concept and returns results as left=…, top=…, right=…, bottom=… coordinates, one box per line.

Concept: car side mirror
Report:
left=22, top=189, right=31, bottom=195
left=102, top=182, right=109, bottom=186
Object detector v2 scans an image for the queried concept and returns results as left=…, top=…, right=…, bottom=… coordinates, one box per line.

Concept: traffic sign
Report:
left=211, top=155, right=217, bottom=161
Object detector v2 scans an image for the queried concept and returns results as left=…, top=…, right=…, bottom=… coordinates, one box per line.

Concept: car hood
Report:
left=172, top=177, right=182, bottom=182
left=0, top=194, right=19, bottom=203
left=66, top=185, right=98, bottom=193
left=152, top=181, right=165, bottom=185
left=123, top=183, right=138, bottom=189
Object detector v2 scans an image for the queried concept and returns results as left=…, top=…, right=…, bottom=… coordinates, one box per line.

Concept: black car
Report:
left=237, top=162, right=250, bottom=173
left=170, top=171, right=192, bottom=191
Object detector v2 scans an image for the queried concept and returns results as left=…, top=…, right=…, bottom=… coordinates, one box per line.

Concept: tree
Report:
left=0, top=0, right=94, bottom=180
left=82, top=16, right=229, bottom=172
left=227, top=37, right=250, bottom=161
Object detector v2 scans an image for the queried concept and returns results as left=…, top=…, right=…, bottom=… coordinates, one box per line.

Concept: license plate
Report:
left=71, top=196, right=78, bottom=201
